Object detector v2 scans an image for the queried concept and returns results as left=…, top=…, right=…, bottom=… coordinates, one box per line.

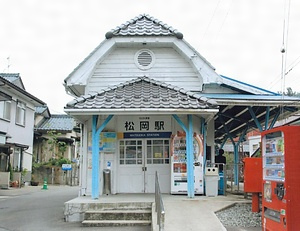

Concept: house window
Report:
left=0, top=100, right=11, bottom=121
left=16, top=101, right=26, bottom=126
left=13, top=147, right=21, bottom=171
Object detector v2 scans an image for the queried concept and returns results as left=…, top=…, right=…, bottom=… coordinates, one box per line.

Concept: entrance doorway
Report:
left=118, top=139, right=170, bottom=193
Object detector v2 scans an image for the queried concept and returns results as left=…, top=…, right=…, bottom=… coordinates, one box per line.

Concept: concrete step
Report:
left=84, top=209, right=151, bottom=221
left=88, top=202, right=152, bottom=211
left=82, top=219, right=151, bottom=227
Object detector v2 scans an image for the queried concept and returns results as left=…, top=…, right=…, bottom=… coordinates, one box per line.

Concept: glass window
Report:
left=119, top=140, right=142, bottom=165
left=16, top=101, right=26, bottom=126
left=146, top=139, right=170, bottom=165
left=0, top=100, right=11, bottom=121
left=13, top=147, right=21, bottom=170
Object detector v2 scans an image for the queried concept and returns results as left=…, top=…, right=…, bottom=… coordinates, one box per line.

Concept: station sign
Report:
left=62, top=164, right=72, bottom=171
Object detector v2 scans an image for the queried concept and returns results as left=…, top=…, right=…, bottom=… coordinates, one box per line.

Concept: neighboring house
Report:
left=0, top=73, right=46, bottom=180
left=33, top=111, right=81, bottom=163
left=63, top=14, right=300, bottom=198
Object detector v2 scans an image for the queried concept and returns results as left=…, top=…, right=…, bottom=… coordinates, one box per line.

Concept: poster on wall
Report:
left=100, top=132, right=116, bottom=153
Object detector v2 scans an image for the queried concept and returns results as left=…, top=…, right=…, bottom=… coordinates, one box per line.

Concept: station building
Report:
left=64, top=14, right=300, bottom=199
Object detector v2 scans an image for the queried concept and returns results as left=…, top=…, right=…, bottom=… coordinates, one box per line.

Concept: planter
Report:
left=31, top=181, right=39, bottom=186
left=10, top=181, right=19, bottom=187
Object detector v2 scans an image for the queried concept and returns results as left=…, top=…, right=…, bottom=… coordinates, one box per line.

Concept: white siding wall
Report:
left=0, top=89, right=36, bottom=173
left=86, top=47, right=202, bottom=94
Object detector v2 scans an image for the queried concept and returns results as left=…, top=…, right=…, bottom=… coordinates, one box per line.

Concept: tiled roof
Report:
left=35, top=106, right=48, bottom=114
left=66, top=77, right=217, bottom=110
left=36, top=114, right=75, bottom=131
left=0, top=73, right=25, bottom=89
left=0, top=73, right=20, bottom=82
left=105, top=14, right=183, bottom=39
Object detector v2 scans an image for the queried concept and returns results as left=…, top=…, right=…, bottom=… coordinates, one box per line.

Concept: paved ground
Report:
left=0, top=185, right=149, bottom=231
left=0, top=185, right=262, bottom=231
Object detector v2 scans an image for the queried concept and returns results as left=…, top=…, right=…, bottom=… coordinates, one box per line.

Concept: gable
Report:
left=86, top=47, right=203, bottom=93
left=64, top=14, right=222, bottom=97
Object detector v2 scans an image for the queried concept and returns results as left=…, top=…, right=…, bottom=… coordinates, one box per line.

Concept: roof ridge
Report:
left=105, top=14, right=183, bottom=39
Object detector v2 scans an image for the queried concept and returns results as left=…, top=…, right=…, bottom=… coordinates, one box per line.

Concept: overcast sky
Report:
left=1, top=0, right=300, bottom=114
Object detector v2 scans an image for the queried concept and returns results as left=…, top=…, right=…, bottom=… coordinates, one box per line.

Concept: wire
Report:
left=279, top=0, right=291, bottom=121
left=212, top=0, right=233, bottom=45
left=280, top=0, right=291, bottom=94
left=200, top=0, right=221, bottom=43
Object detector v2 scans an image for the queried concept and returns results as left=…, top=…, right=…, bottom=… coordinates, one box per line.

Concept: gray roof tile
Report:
left=0, top=73, right=25, bottom=89
left=36, top=114, right=75, bottom=132
left=105, top=14, right=183, bottom=39
left=66, top=77, right=218, bottom=111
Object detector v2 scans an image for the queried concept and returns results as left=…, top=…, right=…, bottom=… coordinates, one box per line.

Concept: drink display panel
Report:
left=263, top=131, right=285, bottom=182
left=170, top=132, right=204, bottom=194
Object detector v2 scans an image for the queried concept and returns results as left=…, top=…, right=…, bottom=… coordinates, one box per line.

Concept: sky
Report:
left=1, top=0, right=300, bottom=114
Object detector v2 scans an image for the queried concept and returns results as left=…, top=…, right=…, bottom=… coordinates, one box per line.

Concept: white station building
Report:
left=64, top=14, right=300, bottom=199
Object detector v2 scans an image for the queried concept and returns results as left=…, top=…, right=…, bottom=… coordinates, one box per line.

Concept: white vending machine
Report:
left=170, top=131, right=204, bottom=194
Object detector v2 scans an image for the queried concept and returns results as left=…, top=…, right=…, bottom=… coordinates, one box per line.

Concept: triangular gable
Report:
left=0, top=73, right=25, bottom=90
left=64, top=14, right=222, bottom=96
left=105, top=14, right=183, bottom=39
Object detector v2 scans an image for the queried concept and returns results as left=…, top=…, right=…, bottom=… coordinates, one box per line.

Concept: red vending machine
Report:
left=261, top=125, right=300, bottom=231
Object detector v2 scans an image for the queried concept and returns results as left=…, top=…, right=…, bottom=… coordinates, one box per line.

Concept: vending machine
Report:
left=261, top=125, right=300, bottom=231
left=170, top=131, right=204, bottom=194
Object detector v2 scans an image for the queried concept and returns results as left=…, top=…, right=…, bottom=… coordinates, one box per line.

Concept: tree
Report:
left=285, top=87, right=296, bottom=96
left=47, top=131, right=67, bottom=159
left=278, top=87, right=300, bottom=97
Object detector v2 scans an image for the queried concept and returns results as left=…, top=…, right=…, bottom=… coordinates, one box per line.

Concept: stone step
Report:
left=87, top=202, right=152, bottom=211
left=84, top=209, right=151, bottom=221
left=82, top=219, right=151, bottom=227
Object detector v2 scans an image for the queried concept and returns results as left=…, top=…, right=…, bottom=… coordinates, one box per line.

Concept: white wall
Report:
left=80, top=114, right=209, bottom=196
left=86, top=47, right=202, bottom=93
left=0, top=90, right=36, bottom=173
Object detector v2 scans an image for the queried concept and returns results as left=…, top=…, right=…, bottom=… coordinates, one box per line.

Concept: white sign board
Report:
left=62, top=164, right=72, bottom=171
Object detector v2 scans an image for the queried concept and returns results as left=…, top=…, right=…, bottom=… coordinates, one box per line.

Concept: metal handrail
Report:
left=155, top=171, right=165, bottom=231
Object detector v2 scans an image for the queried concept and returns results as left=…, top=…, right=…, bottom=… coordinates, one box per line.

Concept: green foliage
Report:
left=224, top=152, right=234, bottom=164
left=21, top=168, right=27, bottom=177
left=34, top=157, right=71, bottom=168
left=47, top=131, right=67, bottom=158
left=278, top=87, right=300, bottom=97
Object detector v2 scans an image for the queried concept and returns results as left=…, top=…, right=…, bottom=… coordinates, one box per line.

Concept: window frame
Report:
left=15, top=100, right=26, bottom=126
left=0, top=100, right=11, bottom=121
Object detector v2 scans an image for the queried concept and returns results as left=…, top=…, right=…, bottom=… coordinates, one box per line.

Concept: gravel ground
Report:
left=216, top=203, right=262, bottom=229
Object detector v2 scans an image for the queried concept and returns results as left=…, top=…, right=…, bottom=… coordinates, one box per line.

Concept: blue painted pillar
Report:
left=187, top=115, right=194, bottom=198
left=201, top=118, right=206, bottom=169
left=172, top=114, right=194, bottom=198
left=91, top=115, right=114, bottom=199
left=92, top=115, right=100, bottom=199
left=233, top=144, right=239, bottom=185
